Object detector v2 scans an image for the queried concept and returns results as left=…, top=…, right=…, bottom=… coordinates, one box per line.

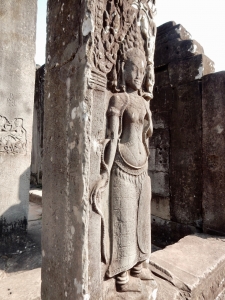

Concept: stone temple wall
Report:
left=0, top=0, right=37, bottom=254
left=31, top=65, right=45, bottom=186
left=150, top=21, right=225, bottom=247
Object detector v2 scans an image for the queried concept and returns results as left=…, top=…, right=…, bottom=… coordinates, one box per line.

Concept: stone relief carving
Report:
left=0, top=116, right=27, bottom=155
left=91, top=0, right=156, bottom=292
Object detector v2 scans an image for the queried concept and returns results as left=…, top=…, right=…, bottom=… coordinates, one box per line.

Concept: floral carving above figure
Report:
left=0, top=116, right=27, bottom=155
left=92, top=0, right=156, bottom=100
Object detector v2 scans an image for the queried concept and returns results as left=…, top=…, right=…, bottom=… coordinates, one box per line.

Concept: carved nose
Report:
left=137, top=70, right=141, bottom=79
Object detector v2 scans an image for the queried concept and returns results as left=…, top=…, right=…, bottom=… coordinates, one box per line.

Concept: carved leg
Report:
left=116, top=271, right=142, bottom=292
left=130, top=262, right=153, bottom=280
left=116, top=271, right=129, bottom=285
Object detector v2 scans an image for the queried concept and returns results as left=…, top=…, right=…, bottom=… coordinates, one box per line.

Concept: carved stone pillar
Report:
left=0, top=0, right=37, bottom=253
left=42, top=1, right=157, bottom=298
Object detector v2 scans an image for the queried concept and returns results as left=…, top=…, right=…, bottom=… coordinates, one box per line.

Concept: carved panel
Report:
left=0, top=115, right=27, bottom=154
left=90, top=0, right=157, bottom=292
left=91, top=0, right=156, bottom=99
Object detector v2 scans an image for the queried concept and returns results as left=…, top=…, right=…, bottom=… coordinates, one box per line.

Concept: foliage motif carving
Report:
left=91, top=0, right=156, bottom=100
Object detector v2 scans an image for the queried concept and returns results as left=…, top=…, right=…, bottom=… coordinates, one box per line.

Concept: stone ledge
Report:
left=0, top=268, right=41, bottom=300
left=150, top=234, right=225, bottom=299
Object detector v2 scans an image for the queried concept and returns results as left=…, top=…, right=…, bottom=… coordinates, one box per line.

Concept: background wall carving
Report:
left=0, top=115, right=27, bottom=155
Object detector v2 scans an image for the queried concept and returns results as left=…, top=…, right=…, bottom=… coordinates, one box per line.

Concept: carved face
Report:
left=124, top=54, right=146, bottom=91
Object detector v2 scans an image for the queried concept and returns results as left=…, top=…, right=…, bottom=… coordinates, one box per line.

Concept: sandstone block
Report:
left=151, top=86, right=174, bottom=112
left=151, top=215, right=199, bottom=248
left=157, top=21, right=176, bottom=37
left=170, top=81, right=202, bottom=225
left=149, top=128, right=169, bottom=173
left=149, top=171, right=169, bottom=197
left=151, top=197, right=170, bottom=220
left=168, top=54, right=215, bottom=86
left=202, top=72, right=225, bottom=235
left=152, top=111, right=170, bottom=129
left=157, top=24, right=192, bottom=47
left=150, top=234, right=225, bottom=299
left=155, top=69, right=170, bottom=88
left=155, top=39, right=204, bottom=68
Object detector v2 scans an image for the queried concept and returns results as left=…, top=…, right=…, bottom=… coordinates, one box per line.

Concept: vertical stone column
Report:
left=202, top=72, right=225, bottom=235
left=0, top=1, right=37, bottom=252
left=31, top=65, right=45, bottom=186
left=42, top=1, right=157, bottom=299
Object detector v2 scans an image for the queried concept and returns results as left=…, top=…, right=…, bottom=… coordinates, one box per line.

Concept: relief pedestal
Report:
left=42, top=0, right=157, bottom=299
left=0, top=0, right=37, bottom=253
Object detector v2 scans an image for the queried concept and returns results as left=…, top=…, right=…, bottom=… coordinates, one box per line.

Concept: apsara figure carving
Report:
left=91, top=0, right=156, bottom=292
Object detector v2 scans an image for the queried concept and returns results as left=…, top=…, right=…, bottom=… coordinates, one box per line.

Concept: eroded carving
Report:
left=91, top=0, right=156, bottom=99
left=0, top=116, right=27, bottom=154
left=91, top=0, right=156, bottom=293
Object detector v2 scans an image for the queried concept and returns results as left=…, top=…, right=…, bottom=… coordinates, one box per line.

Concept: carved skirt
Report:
left=106, top=161, right=151, bottom=278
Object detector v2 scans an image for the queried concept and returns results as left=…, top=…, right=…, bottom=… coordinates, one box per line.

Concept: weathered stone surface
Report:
left=155, top=39, right=204, bottom=68
left=149, top=128, right=169, bottom=172
left=41, top=2, right=90, bottom=299
left=170, top=81, right=202, bottom=225
left=151, top=85, right=174, bottom=112
left=157, top=21, right=176, bottom=37
left=155, top=69, right=170, bottom=88
left=31, top=65, right=45, bottom=186
left=151, top=197, right=170, bottom=220
left=150, top=234, right=225, bottom=299
left=42, top=0, right=157, bottom=299
left=217, top=289, right=225, bottom=300
left=149, top=172, right=169, bottom=197
left=0, top=268, right=41, bottom=300
left=202, top=72, right=225, bottom=235
left=151, top=216, right=199, bottom=248
left=0, top=0, right=37, bottom=253
left=168, top=54, right=215, bottom=86
left=152, top=111, right=170, bottom=129
left=154, top=275, right=181, bottom=300
left=157, top=24, right=192, bottom=47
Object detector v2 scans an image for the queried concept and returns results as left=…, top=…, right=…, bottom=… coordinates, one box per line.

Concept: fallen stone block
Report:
left=150, top=234, right=225, bottom=299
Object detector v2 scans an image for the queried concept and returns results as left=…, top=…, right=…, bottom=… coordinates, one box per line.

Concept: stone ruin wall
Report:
left=150, top=21, right=225, bottom=247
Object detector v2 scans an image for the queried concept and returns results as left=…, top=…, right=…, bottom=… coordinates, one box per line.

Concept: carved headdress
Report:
left=92, top=0, right=156, bottom=99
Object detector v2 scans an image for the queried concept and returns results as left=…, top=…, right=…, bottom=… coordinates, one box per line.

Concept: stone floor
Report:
left=0, top=201, right=42, bottom=300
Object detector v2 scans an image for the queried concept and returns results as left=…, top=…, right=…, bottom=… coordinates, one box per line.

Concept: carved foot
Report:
left=117, top=276, right=142, bottom=293
left=131, top=267, right=154, bottom=280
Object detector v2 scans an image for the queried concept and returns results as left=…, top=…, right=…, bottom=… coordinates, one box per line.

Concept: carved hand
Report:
left=91, top=172, right=108, bottom=204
